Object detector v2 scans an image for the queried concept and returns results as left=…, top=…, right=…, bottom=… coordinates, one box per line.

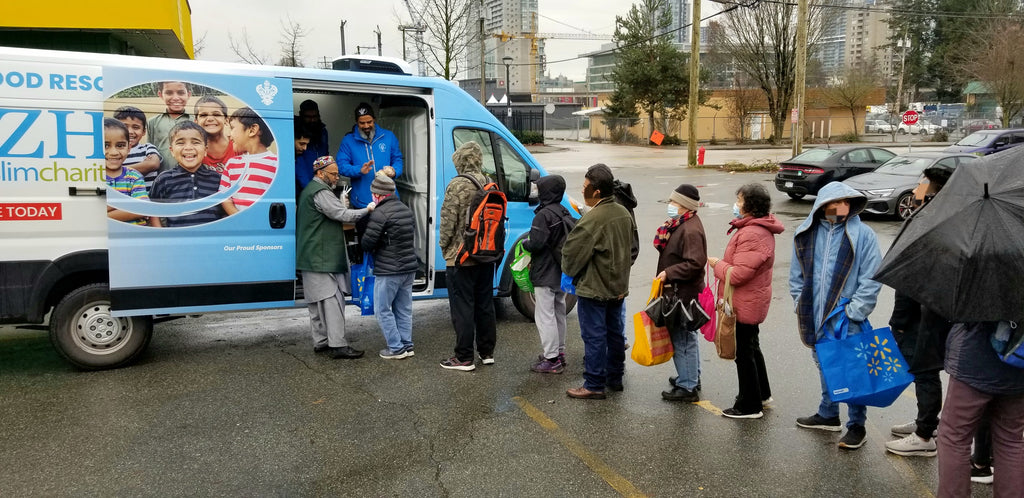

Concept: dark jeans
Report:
left=733, top=322, right=772, bottom=413
left=913, top=369, right=943, bottom=439
left=577, top=296, right=626, bottom=392
left=446, top=264, right=496, bottom=362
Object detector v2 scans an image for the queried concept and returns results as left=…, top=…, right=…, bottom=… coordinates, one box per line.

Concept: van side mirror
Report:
left=527, top=169, right=541, bottom=205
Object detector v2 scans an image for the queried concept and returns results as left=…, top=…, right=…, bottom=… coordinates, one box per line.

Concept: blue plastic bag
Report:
left=815, top=300, right=914, bottom=408
left=350, top=253, right=375, bottom=316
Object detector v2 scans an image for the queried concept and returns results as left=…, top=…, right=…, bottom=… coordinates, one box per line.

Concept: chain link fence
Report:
left=543, top=116, right=590, bottom=142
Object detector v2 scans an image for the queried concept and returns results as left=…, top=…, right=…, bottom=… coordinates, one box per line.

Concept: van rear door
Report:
left=103, top=67, right=296, bottom=316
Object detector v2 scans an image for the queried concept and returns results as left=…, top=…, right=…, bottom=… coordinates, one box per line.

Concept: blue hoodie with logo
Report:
left=337, top=125, right=404, bottom=208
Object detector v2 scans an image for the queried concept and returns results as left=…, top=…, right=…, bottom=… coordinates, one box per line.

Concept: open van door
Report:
left=103, top=68, right=297, bottom=316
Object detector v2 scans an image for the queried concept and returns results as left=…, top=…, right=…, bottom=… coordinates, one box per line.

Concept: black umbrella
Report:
left=874, top=146, right=1024, bottom=322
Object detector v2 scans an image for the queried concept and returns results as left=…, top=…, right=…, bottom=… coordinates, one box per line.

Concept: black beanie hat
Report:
left=354, top=102, right=375, bottom=120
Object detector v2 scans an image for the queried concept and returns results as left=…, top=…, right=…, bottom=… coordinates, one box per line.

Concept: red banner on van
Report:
left=0, top=203, right=62, bottom=221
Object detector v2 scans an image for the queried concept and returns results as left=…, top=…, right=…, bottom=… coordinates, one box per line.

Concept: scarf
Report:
left=653, top=211, right=694, bottom=252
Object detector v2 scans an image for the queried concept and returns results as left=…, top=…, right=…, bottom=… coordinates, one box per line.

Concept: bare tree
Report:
left=229, top=29, right=270, bottom=65
left=278, top=18, right=308, bottom=67
left=405, top=0, right=473, bottom=79
left=193, top=32, right=208, bottom=58
left=727, top=86, right=765, bottom=143
left=953, top=19, right=1024, bottom=128
left=717, top=1, right=834, bottom=143
left=821, top=63, right=880, bottom=140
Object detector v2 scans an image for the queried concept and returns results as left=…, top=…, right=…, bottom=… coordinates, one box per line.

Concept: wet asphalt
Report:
left=0, top=142, right=993, bottom=497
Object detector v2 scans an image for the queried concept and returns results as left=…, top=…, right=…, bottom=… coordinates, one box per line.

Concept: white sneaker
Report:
left=884, top=433, right=937, bottom=457
left=761, top=396, right=774, bottom=407
left=890, top=420, right=917, bottom=437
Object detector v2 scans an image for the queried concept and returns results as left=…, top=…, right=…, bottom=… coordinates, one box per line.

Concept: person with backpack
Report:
left=562, top=164, right=638, bottom=399
left=522, top=175, right=575, bottom=374
left=438, top=141, right=504, bottom=371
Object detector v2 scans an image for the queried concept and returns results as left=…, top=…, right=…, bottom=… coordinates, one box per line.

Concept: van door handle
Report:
left=69, top=186, right=106, bottom=196
left=269, top=203, right=287, bottom=229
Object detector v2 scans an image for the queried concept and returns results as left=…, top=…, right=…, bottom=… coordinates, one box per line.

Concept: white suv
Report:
left=898, top=121, right=943, bottom=135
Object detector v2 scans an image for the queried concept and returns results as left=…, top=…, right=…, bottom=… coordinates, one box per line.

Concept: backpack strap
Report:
left=456, top=173, right=484, bottom=191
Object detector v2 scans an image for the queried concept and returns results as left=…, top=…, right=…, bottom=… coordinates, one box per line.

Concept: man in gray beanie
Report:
left=362, top=171, right=418, bottom=359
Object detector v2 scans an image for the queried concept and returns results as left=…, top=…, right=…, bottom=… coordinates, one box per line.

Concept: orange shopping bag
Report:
left=631, top=278, right=674, bottom=366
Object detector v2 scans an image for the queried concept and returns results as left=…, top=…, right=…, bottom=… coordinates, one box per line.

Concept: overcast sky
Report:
left=190, top=0, right=625, bottom=82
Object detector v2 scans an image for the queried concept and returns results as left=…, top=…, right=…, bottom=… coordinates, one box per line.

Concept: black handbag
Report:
left=650, top=293, right=710, bottom=332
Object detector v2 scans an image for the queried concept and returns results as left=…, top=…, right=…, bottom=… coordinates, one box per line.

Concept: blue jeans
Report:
left=577, top=297, right=626, bottom=392
left=374, top=272, right=414, bottom=352
left=812, top=348, right=867, bottom=428
left=670, top=327, right=701, bottom=390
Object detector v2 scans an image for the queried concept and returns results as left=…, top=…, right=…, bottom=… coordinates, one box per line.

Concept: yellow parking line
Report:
left=513, top=396, right=647, bottom=497
left=694, top=400, right=723, bottom=416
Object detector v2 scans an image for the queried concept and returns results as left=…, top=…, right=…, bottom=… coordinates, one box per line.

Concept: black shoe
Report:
left=796, top=413, right=842, bottom=432
left=838, top=424, right=867, bottom=450
left=329, top=346, right=364, bottom=359
left=606, top=383, right=624, bottom=392
left=668, top=375, right=700, bottom=391
left=722, top=407, right=764, bottom=419
left=661, top=386, right=699, bottom=402
left=313, top=344, right=330, bottom=354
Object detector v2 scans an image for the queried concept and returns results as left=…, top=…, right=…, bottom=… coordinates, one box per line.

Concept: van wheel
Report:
left=49, top=283, right=152, bottom=370
left=511, top=286, right=578, bottom=321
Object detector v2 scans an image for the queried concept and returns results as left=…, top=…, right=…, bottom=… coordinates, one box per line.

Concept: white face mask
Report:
left=667, top=204, right=680, bottom=219
left=733, top=203, right=743, bottom=219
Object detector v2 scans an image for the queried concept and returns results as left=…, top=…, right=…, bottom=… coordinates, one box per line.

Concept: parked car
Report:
left=843, top=152, right=978, bottom=220
left=959, top=119, right=1000, bottom=135
left=865, top=119, right=895, bottom=134
left=775, top=145, right=897, bottom=199
left=898, top=121, right=943, bottom=135
left=944, top=129, right=1024, bottom=156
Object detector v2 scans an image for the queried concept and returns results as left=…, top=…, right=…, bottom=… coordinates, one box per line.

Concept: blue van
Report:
left=944, top=128, right=1024, bottom=156
left=0, top=47, right=569, bottom=369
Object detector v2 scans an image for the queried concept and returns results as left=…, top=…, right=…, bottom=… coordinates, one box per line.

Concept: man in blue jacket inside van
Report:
left=338, top=103, right=404, bottom=208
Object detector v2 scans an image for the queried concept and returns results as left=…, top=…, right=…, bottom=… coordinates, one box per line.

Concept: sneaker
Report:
left=480, top=354, right=495, bottom=365
left=838, top=424, right=867, bottom=450
left=328, top=346, right=364, bottom=359
left=762, top=396, right=774, bottom=407
left=531, top=358, right=564, bottom=374
left=885, top=433, right=937, bottom=457
left=970, top=465, right=994, bottom=484
left=796, top=414, right=843, bottom=432
left=379, top=348, right=411, bottom=360
left=558, top=352, right=566, bottom=367
left=440, top=356, right=476, bottom=371
left=399, top=345, right=415, bottom=357
left=723, top=407, right=764, bottom=419
left=890, top=421, right=938, bottom=438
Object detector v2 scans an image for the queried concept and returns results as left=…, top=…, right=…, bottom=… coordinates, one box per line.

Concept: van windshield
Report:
left=955, top=132, right=995, bottom=146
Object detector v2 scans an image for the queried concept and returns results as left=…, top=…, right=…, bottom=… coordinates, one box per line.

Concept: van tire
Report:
left=511, top=286, right=577, bottom=321
left=49, top=283, right=152, bottom=370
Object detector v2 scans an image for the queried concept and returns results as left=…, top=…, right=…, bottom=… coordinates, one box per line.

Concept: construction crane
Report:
left=491, top=30, right=611, bottom=96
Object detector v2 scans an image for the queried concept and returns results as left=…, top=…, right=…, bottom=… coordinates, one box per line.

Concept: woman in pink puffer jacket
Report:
left=708, top=183, right=785, bottom=419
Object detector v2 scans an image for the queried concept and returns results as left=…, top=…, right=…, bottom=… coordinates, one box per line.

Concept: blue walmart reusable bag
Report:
left=350, top=253, right=375, bottom=316
left=815, top=300, right=914, bottom=408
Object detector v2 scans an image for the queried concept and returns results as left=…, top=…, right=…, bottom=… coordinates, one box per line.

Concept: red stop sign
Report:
left=902, top=110, right=919, bottom=125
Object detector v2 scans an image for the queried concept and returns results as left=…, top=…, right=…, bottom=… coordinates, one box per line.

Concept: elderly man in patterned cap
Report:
left=297, top=155, right=374, bottom=359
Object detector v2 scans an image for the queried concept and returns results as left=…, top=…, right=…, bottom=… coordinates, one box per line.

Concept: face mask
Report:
left=667, top=204, right=680, bottom=219
left=733, top=203, right=743, bottom=219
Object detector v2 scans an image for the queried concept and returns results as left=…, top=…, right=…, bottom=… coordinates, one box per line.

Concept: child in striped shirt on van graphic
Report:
left=220, top=107, right=278, bottom=216
left=113, top=106, right=162, bottom=191
left=104, top=118, right=160, bottom=226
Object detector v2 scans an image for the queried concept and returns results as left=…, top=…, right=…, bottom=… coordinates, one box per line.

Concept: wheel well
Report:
left=42, top=271, right=109, bottom=323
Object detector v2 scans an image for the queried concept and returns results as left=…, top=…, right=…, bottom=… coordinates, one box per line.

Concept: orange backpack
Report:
left=456, top=174, right=507, bottom=266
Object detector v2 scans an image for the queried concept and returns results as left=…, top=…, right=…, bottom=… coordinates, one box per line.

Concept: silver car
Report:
left=842, top=152, right=978, bottom=220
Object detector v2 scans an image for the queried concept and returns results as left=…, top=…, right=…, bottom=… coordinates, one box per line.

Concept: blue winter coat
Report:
left=337, top=125, right=404, bottom=208
left=789, top=181, right=882, bottom=346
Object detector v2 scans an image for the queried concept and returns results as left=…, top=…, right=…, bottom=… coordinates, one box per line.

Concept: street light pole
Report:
left=502, top=56, right=513, bottom=128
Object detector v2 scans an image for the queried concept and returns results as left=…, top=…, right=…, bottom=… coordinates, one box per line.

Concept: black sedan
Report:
left=774, top=146, right=896, bottom=199
left=842, top=152, right=978, bottom=220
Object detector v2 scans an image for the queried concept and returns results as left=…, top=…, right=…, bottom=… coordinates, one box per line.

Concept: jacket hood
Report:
left=452, top=141, right=484, bottom=176
left=613, top=180, right=638, bottom=210
left=536, top=175, right=566, bottom=207
left=795, top=181, right=867, bottom=236
left=730, top=213, right=785, bottom=234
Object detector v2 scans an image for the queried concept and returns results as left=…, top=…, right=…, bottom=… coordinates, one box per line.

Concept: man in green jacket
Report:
left=297, top=156, right=372, bottom=359
left=562, top=163, right=639, bottom=399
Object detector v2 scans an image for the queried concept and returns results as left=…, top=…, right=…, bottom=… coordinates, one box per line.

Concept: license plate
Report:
left=785, top=181, right=794, bottom=188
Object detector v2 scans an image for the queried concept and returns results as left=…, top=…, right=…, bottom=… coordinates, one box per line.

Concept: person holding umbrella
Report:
left=874, top=148, right=1024, bottom=495
left=884, top=163, right=956, bottom=458
left=789, top=182, right=883, bottom=450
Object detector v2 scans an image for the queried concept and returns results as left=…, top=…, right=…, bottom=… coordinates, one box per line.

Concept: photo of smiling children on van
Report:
left=148, top=81, right=192, bottom=173
left=219, top=106, right=278, bottom=216
left=112, top=106, right=162, bottom=191
left=148, top=121, right=224, bottom=227
left=104, top=118, right=159, bottom=227
left=194, top=96, right=234, bottom=174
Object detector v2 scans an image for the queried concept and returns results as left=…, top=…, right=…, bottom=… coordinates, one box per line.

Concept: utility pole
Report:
left=375, top=25, right=382, bottom=56
left=340, top=20, right=347, bottom=56
left=398, top=24, right=425, bottom=61
left=687, top=0, right=701, bottom=166
left=792, top=0, right=809, bottom=156
left=479, top=0, right=487, bottom=105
